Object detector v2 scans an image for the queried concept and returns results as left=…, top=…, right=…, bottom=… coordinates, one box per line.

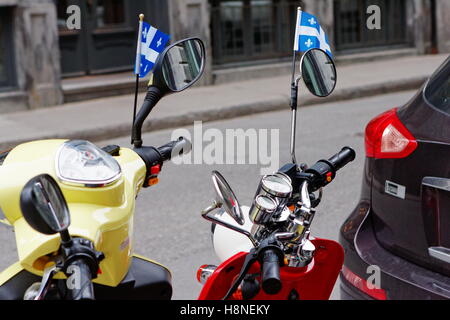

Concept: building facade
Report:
left=0, top=0, right=449, bottom=112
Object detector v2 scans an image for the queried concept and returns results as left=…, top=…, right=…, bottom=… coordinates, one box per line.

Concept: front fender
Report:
left=199, top=238, right=344, bottom=300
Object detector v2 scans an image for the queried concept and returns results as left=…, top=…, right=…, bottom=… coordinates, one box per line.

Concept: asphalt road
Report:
left=0, top=90, right=417, bottom=299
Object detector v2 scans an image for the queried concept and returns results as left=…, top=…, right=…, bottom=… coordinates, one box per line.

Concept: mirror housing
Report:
left=201, top=170, right=258, bottom=246
left=211, top=171, right=245, bottom=225
left=20, top=174, right=71, bottom=236
left=132, top=38, right=206, bottom=148
left=300, top=48, right=337, bottom=97
left=155, top=38, right=206, bottom=93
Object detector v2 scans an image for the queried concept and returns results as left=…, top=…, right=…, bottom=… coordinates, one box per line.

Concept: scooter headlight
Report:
left=56, top=140, right=121, bottom=187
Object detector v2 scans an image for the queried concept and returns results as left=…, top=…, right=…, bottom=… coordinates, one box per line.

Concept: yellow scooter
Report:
left=0, top=38, right=205, bottom=300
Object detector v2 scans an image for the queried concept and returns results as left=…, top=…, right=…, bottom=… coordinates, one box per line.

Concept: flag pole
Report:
left=132, top=13, right=145, bottom=145
left=291, top=6, right=301, bottom=85
left=290, top=6, right=301, bottom=165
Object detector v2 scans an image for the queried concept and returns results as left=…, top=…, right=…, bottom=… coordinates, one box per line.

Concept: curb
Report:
left=63, top=79, right=148, bottom=104
left=0, top=76, right=426, bottom=150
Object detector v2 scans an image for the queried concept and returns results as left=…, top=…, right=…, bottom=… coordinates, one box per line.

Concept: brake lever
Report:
left=310, top=188, right=323, bottom=208
left=222, top=248, right=258, bottom=300
left=222, top=236, right=284, bottom=300
left=32, top=264, right=59, bottom=300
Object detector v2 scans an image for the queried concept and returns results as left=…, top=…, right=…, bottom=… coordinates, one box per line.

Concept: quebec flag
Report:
left=135, top=21, right=170, bottom=78
left=293, top=10, right=332, bottom=57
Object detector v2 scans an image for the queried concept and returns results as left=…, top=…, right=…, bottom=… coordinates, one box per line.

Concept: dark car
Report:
left=339, top=55, right=450, bottom=300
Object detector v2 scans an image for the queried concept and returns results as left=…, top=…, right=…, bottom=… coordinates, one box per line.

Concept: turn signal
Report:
left=147, top=177, right=159, bottom=186
left=365, top=108, right=417, bottom=159
left=196, top=264, right=217, bottom=284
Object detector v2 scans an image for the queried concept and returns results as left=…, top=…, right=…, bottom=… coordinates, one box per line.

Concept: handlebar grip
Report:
left=157, top=136, right=192, bottom=162
left=327, top=147, right=356, bottom=171
left=66, top=259, right=95, bottom=300
left=261, top=249, right=282, bottom=295
left=303, top=146, right=356, bottom=192
left=134, top=136, right=192, bottom=172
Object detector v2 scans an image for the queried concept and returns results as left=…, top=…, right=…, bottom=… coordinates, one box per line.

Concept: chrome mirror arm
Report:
left=294, top=75, right=302, bottom=90
left=201, top=200, right=221, bottom=216
left=201, top=201, right=259, bottom=247
left=290, top=108, right=298, bottom=164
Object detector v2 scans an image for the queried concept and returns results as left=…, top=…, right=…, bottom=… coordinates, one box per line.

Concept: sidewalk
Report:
left=0, top=54, right=447, bottom=150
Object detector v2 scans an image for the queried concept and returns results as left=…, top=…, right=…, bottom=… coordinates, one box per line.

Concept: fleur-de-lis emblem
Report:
left=308, top=17, right=316, bottom=25
left=305, top=38, right=313, bottom=48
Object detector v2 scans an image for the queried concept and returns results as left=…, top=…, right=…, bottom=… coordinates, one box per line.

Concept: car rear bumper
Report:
left=339, top=202, right=450, bottom=300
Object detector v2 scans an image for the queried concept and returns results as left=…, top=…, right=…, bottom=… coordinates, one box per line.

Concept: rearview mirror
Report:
left=161, top=39, right=205, bottom=92
left=211, top=171, right=245, bottom=225
left=201, top=170, right=257, bottom=246
left=152, top=37, right=206, bottom=94
left=132, top=38, right=206, bottom=148
left=300, top=48, right=337, bottom=97
left=20, top=174, right=70, bottom=235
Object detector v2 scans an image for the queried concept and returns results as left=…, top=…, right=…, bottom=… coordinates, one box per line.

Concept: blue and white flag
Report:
left=293, top=9, right=332, bottom=57
left=135, top=21, right=170, bottom=78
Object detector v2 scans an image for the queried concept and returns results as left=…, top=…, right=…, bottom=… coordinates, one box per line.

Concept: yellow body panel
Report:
left=0, top=139, right=151, bottom=286
left=0, top=262, right=23, bottom=287
left=133, top=253, right=172, bottom=276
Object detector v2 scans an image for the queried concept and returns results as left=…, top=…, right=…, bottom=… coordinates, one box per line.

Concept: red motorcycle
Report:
left=197, top=48, right=356, bottom=300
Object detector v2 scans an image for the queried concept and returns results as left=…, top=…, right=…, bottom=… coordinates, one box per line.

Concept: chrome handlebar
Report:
left=202, top=147, right=354, bottom=268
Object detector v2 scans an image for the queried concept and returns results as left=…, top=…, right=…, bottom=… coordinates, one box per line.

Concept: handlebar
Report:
left=133, top=137, right=192, bottom=181
left=157, top=137, right=192, bottom=162
left=66, top=258, right=95, bottom=300
left=260, top=248, right=282, bottom=295
left=327, top=146, right=356, bottom=171
left=304, top=146, right=356, bottom=192
left=216, top=147, right=356, bottom=299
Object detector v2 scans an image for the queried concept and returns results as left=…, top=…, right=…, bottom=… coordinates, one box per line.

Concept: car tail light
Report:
left=341, top=266, right=387, bottom=300
left=196, top=264, right=217, bottom=284
left=365, top=108, right=417, bottom=159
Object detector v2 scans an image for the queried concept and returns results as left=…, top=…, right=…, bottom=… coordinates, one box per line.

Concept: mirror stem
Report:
left=289, top=76, right=302, bottom=165
left=132, top=86, right=163, bottom=148
left=290, top=108, right=297, bottom=165
left=290, top=82, right=298, bottom=110
left=60, top=230, right=72, bottom=247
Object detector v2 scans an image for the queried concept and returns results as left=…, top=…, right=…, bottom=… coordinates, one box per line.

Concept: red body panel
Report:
left=198, top=238, right=344, bottom=300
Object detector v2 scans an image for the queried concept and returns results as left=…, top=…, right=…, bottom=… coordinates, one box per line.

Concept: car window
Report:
left=424, top=58, right=450, bottom=115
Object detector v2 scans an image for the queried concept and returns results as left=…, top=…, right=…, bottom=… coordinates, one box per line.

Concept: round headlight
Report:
left=56, top=140, right=121, bottom=187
